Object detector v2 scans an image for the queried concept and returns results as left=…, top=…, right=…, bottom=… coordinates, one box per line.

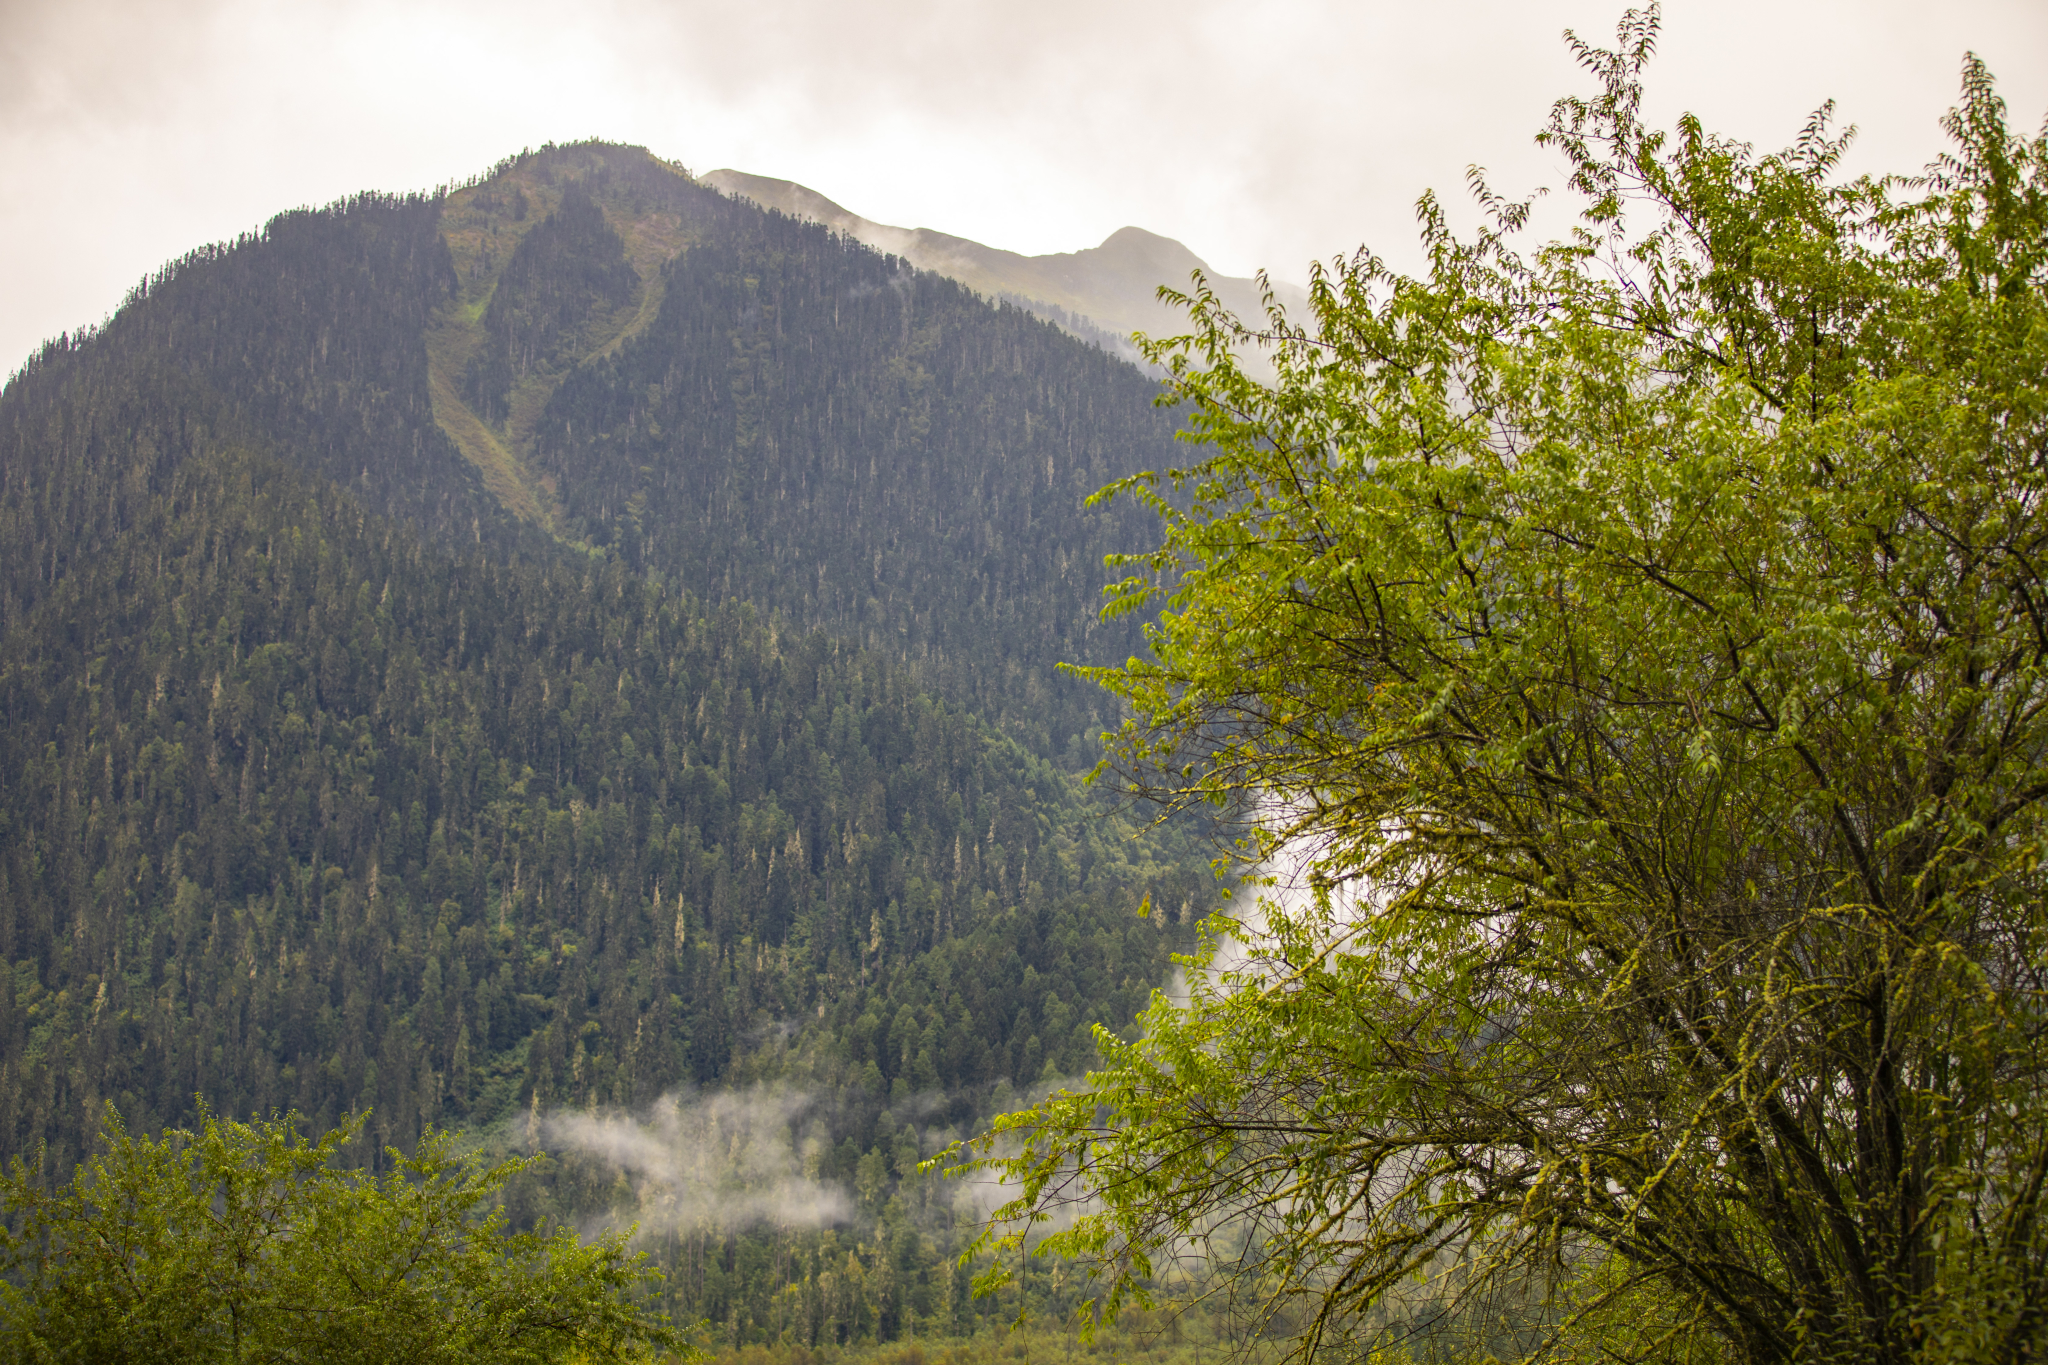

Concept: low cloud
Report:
left=542, top=1084, right=852, bottom=1234
left=1166, top=805, right=1385, bottom=1011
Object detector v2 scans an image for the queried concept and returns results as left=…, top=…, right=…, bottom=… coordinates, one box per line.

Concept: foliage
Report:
left=0, top=1104, right=679, bottom=1363
left=966, top=11, right=2048, bottom=1365
left=0, top=436, right=1198, bottom=1177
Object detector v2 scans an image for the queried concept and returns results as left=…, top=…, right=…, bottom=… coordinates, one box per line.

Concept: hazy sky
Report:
left=3, top=0, right=2043, bottom=370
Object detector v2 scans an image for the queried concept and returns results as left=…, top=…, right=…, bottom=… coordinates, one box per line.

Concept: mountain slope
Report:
left=700, top=167, right=1309, bottom=362
left=0, top=434, right=1201, bottom=1176
left=414, top=144, right=1189, bottom=756
left=0, top=142, right=1219, bottom=1349
left=528, top=187, right=1181, bottom=757
left=0, top=193, right=529, bottom=636
left=6, top=144, right=1190, bottom=759
left=426, top=146, right=728, bottom=534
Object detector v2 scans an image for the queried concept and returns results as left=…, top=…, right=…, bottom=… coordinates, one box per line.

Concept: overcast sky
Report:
left=3, top=0, right=2043, bottom=371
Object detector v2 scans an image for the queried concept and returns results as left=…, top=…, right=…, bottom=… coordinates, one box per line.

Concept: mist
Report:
left=540, top=1085, right=854, bottom=1235
left=534, top=1072, right=1117, bottom=1248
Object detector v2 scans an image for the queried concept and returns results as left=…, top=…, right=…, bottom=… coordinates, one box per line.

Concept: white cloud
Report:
left=541, top=1085, right=854, bottom=1234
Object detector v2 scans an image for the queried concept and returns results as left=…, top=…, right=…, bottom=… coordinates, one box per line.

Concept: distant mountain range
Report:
left=701, top=168, right=1308, bottom=365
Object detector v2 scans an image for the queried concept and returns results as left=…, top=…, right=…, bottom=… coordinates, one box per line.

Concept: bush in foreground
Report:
left=0, top=1105, right=686, bottom=1364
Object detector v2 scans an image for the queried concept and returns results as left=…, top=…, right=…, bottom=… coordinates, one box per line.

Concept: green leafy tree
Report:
left=0, top=1106, right=685, bottom=1363
left=966, top=11, right=2048, bottom=1365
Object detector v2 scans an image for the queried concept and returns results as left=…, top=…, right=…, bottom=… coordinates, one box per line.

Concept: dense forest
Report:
left=0, top=141, right=1215, bottom=1352
left=526, top=186, right=1179, bottom=759
left=0, top=435, right=1199, bottom=1156
left=0, top=193, right=525, bottom=629
left=462, top=182, right=642, bottom=427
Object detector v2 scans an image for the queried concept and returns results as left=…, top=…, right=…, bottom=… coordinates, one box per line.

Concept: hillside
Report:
left=0, top=432, right=1202, bottom=1150
left=0, top=193, right=530, bottom=636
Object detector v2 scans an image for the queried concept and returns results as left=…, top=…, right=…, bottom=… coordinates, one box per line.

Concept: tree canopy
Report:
left=966, top=10, right=2048, bottom=1364
left=0, top=1106, right=680, bottom=1364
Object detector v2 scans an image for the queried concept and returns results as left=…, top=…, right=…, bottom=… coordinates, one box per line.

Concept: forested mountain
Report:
left=7, top=145, right=1182, bottom=761
left=461, top=182, right=641, bottom=427
left=434, top=144, right=1182, bottom=755
left=0, top=194, right=526, bottom=637
left=529, top=204, right=1180, bottom=758
left=0, top=140, right=1213, bottom=1350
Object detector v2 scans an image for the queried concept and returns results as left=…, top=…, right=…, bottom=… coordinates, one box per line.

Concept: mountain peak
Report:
left=1086, top=226, right=1209, bottom=281
left=1097, top=224, right=1191, bottom=253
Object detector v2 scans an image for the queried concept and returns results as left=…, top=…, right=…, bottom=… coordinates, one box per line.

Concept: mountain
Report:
left=700, top=167, right=1309, bottom=365
left=0, top=141, right=1216, bottom=1349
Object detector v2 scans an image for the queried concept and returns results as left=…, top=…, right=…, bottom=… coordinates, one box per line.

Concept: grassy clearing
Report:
left=424, top=354, right=555, bottom=527
left=427, top=146, right=702, bottom=541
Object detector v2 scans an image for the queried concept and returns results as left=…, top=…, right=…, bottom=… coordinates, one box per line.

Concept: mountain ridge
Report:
left=699, top=167, right=1307, bottom=364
